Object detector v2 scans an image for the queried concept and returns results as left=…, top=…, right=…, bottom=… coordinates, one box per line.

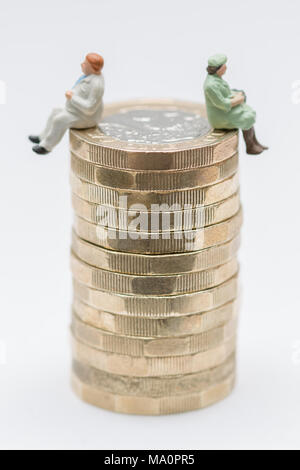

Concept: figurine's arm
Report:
left=70, top=82, right=104, bottom=116
left=206, top=87, right=232, bottom=113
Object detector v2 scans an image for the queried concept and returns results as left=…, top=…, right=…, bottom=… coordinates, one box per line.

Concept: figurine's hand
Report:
left=65, top=91, right=73, bottom=100
left=237, top=92, right=245, bottom=102
left=231, top=92, right=245, bottom=108
left=233, top=91, right=244, bottom=100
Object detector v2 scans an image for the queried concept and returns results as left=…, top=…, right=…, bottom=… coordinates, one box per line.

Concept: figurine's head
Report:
left=216, top=64, right=227, bottom=77
left=81, top=53, right=104, bottom=75
left=207, top=54, right=227, bottom=77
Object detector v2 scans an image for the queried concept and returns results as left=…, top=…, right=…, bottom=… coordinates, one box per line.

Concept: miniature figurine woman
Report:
left=204, top=54, right=268, bottom=155
left=29, top=53, right=104, bottom=154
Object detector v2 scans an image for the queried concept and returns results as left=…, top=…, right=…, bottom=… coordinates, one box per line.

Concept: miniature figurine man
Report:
left=204, top=54, right=268, bottom=155
left=29, top=53, right=104, bottom=154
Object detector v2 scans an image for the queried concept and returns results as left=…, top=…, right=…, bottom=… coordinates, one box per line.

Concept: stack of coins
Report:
left=70, top=100, right=242, bottom=415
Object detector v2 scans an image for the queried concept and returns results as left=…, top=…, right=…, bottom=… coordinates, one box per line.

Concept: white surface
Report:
left=0, top=0, right=300, bottom=451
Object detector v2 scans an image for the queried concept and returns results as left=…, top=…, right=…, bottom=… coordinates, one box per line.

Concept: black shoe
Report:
left=32, top=145, right=50, bottom=155
left=28, top=135, right=41, bottom=144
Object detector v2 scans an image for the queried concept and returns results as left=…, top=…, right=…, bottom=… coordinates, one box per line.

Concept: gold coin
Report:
left=71, top=253, right=238, bottom=295
left=71, top=192, right=240, bottom=230
left=72, top=334, right=236, bottom=376
left=72, top=353, right=235, bottom=397
left=70, top=99, right=238, bottom=171
left=73, top=209, right=242, bottom=254
left=70, top=172, right=240, bottom=209
left=73, top=298, right=239, bottom=337
left=72, top=313, right=237, bottom=357
left=71, top=152, right=239, bottom=191
left=73, top=275, right=238, bottom=317
left=72, top=231, right=240, bottom=275
left=72, top=370, right=235, bottom=415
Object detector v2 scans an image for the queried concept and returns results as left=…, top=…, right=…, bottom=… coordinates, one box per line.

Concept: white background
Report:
left=0, top=0, right=300, bottom=450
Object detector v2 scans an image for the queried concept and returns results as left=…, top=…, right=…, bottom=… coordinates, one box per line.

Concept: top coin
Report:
left=70, top=99, right=238, bottom=171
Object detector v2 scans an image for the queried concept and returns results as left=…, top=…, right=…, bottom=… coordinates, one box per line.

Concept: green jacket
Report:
left=204, top=74, right=256, bottom=131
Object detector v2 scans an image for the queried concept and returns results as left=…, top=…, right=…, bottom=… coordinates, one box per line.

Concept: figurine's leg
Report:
left=29, top=108, right=62, bottom=145
left=252, top=129, right=268, bottom=151
left=40, top=111, right=76, bottom=151
left=39, top=108, right=62, bottom=141
left=242, top=127, right=266, bottom=155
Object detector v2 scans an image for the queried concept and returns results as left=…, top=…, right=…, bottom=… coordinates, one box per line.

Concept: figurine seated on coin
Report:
left=29, top=53, right=104, bottom=155
left=204, top=54, right=268, bottom=155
